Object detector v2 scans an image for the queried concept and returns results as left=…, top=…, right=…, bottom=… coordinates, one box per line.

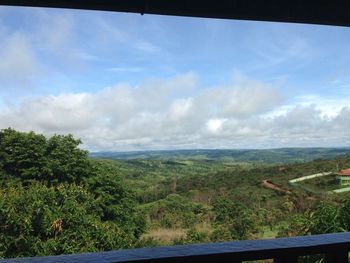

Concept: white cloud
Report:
left=206, top=119, right=225, bottom=134
left=216, top=77, right=282, bottom=118
left=0, top=72, right=349, bottom=151
left=168, top=98, right=194, bottom=121
left=293, top=94, right=350, bottom=118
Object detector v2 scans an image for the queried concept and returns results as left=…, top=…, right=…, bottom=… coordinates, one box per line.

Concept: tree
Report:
left=0, top=128, right=47, bottom=182
left=0, top=183, right=133, bottom=258
left=0, top=128, right=93, bottom=184
left=0, top=129, right=147, bottom=258
left=45, top=134, right=92, bottom=184
left=212, top=197, right=258, bottom=240
left=86, top=160, right=146, bottom=239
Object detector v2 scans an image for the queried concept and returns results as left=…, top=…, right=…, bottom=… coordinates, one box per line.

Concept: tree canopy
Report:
left=0, top=128, right=146, bottom=258
left=0, top=128, right=92, bottom=185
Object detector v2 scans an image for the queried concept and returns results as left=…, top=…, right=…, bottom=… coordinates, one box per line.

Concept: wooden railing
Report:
left=2, top=232, right=350, bottom=263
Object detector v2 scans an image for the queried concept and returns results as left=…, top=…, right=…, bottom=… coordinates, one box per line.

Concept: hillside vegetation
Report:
left=93, top=152, right=350, bottom=245
left=91, top=147, right=350, bottom=163
left=2, top=128, right=350, bottom=261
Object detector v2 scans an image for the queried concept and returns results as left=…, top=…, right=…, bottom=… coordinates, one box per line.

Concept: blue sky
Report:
left=0, top=6, right=350, bottom=151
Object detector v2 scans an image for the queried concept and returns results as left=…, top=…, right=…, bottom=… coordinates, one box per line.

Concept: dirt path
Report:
left=261, top=179, right=291, bottom=194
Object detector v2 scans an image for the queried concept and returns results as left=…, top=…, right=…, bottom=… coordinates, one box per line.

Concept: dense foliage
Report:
left=212, top=197, right=258, bottom=240
left=0, top=128, right=92, bottom=184
left=0, top=128, right=145, bottom=258
left=0, top=183, right=132, bottom=258
left=141, top=194, right=208, bottom=229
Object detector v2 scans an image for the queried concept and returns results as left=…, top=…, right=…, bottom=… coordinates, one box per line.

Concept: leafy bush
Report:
left=310, top=202, right=343, bottom=234
left=86, top=161, right=146, bottom=238
left=210, top=226, right=232, bottom=242
left=212, top=197, right=258, bottom=240
left=279, top=201, right=344, bottom=237
left=0, top=183, right=133, bottom=258
left=146, top=194, right=207, bottom=228
left=278, top=213, right=312, bottom=237
left=172, top=228, right=209, bottom=245
left=0, top=129, right=147, bottom=258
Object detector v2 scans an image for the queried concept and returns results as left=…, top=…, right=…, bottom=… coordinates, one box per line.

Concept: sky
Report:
left=0, top=6, right=350, bottom=151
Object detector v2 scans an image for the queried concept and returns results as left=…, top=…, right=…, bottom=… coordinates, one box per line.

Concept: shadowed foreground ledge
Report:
left=1, top=232, right=350, bottom=263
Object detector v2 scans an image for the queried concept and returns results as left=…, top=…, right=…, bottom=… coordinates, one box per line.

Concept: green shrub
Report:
left=147, top=194, right=207, bottom=228
left=0, top=183, right=133, bottom=258
left=0, top=128, right=92, bottom=185
left=212, top=197, right=258, bottom=240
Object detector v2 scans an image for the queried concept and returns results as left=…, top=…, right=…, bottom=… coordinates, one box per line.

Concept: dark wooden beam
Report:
left=0, top=0, right=350, bottom=27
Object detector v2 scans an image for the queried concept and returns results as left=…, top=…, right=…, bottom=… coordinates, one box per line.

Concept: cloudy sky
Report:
left=0, top=6, right=350, bottom=151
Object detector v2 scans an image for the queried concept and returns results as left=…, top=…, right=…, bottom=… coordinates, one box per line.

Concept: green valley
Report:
left=2, top=128, right=350, bottom=260
left=91, top=151, right=350, bottom=246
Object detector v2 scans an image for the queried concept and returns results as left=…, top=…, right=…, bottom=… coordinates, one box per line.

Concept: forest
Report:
left=1, top=128, right=350, bottom=262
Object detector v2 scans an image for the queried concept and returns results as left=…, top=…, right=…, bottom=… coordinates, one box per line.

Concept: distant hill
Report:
left=90, top=147, right=350, bottom=164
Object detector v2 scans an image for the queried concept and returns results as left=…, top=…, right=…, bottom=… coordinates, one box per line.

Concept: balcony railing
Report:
left=1, top=232, right=350, bottom=263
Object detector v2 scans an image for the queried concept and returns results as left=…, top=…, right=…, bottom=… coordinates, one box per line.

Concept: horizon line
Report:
left=89, top=146, right=350, bottom=154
